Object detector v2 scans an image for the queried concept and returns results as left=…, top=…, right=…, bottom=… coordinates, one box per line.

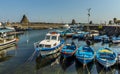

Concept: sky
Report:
left=0, top=0, right=120, bottom=23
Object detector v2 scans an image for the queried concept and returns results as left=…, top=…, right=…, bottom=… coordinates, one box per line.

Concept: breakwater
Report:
left=84, top=25, right=120, bottom=36
left=8, top=23, right=120, bottom=35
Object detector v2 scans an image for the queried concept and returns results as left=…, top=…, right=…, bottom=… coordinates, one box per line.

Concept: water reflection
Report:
left=36, top=52, right=60, bottom=70
left=59, top=56, right=75, bottom=71
left=96, top=62, right=118, bottom=74
left=75, top=60, right=94, bottom=74
left=0, top=44, right=17, bottom=62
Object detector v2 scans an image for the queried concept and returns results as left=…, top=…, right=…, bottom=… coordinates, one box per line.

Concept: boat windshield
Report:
left=51, top=36, right=57, bottom=40
left=46, top=36, right=50, bottom=40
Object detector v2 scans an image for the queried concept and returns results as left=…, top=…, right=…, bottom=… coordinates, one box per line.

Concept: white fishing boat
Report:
left=34, top=32, right=64, bottom=56
left=89, top=30, right=99, bottom=37
left=0, top=28, right=17, bottom=50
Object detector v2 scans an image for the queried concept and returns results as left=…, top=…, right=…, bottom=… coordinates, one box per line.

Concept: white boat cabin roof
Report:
left=0, top=29, right=14, bottom=34
left=46, top=32, right=60, bottom=36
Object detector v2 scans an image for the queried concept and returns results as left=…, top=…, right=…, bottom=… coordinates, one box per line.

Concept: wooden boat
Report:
left=60, top=43, right=77, bottom=58
left=34, top=32, right=64, bottom=56
left=60, top=29, right=75, bottom=37
left=94, top=35, right=110, bottom=43
left=78, top=32, right=89, bottom=40
left=96, top=47, right=117, bottom=68
left=89, top=30, right=99, bottom=37
left=75, top=45, right=95, bottom=65
left=112, top=36, right=120, bottom=44
left=0, top=28, right=17, bottom=50
left=72, top=31, right=85, bottom=39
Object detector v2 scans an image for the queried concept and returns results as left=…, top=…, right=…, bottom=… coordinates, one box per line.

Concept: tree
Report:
left=20, top=14, right=29, bottom=24
left=113, top=18, right=117, bottom=24
left=71, top=19, right=76, bottom=25
left=89, top=21, right=92, bottom=24
left=109, top=20, right=112, bottom=25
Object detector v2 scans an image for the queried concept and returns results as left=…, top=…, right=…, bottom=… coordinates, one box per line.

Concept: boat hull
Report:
left=61, top=45, right=76, bottom=58
left=40, top=45, right=63, bottom=56
left=96, top=57, right=117, bottom=68
left=0, top=39, right=16, bottom=50
left=75, top=46, right=94, bottom=65
left=96, top=48, right=117, bottom=68
left=34, top=40, right=64, bottom=56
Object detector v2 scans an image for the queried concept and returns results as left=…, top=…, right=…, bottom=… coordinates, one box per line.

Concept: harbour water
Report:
left=0, top=29, right=120, bottom=74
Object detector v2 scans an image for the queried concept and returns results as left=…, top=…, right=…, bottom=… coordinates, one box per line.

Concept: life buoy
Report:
left=51, top=32, right=57, bottom=34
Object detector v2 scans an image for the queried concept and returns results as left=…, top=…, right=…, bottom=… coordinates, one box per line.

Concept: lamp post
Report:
left=88, top=8, right=91, bottom=24
left=87, top=8, right=91, bottom=31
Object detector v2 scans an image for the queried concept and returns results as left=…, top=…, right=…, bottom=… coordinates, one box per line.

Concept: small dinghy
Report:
left=96, top=47, right=117, bottom=68
left=75, top=45, right=95, bottom=65
left=61, top=42, right=77, bottom=58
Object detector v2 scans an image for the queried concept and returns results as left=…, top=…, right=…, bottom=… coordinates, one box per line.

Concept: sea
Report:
left=0, top=29, right=120, bottom=74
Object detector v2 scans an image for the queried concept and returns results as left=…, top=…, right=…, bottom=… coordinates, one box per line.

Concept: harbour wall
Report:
left=8, top=23, right=120, bottom=35
left=84, top=25, right=120, bottom=36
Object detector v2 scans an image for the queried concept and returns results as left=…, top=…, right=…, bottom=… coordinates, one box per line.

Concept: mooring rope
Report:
left=24, top=50, right=37, bottom=64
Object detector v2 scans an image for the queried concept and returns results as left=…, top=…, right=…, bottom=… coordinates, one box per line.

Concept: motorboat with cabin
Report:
left=34, top=32, right=64, bottom=56
left=0, top=28, right=17, bottom=50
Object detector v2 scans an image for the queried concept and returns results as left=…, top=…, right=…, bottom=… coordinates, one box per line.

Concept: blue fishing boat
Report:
left=78, top=32, right=89, bottom=40
left=60, top=29, right=75, bottom=37
left=34, top=32, right=64, bottom=56
left=61, top=42, right=77, bottom=58
left=94, top=35, right=110, bottom=43
left=96, top=47, right=117, bottom=68
left=112, top=36, right=120, bottom=44
left=72, top=31, right=85, bottom=39
left=75, top=45, right=95, bottom=65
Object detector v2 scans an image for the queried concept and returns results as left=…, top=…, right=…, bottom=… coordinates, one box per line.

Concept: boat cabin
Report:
left=39, top=32, right=60, bottom=48
left=0, top=29, right=16, bottom=43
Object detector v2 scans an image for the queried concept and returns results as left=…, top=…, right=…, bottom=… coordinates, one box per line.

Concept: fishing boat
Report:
left=94, top=35, right=110, bottom=43
left=89, top=30, right=99, bottom=37
left=78, top=32, right=89, bottom=40
left=96, top=47, right=117, bottom=68
left=75, top=45, right=95, bottom=65
left=34, top=32, right=64, bottom=56
left=60, top=29, right=75, bottom=37
left=72, top=31, right=85, bottom=39
left=112, top=36, right=120, bottom=44
left=60, top=42, right=77, bottom=58
left=0, top=28, right=17, bottom=50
